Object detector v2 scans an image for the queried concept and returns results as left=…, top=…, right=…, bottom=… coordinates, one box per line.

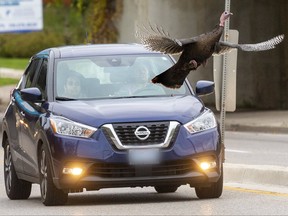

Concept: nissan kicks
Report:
left=2, top=44, right=223, bottom=206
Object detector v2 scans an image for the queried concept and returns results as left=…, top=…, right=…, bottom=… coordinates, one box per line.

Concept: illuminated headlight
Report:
left=184, top=110, right=217, bottom=134
left=50, top=117, right=97, bottom=138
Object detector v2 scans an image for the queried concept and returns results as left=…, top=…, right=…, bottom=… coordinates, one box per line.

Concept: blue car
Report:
left=2, top=44, right=223, bottom=206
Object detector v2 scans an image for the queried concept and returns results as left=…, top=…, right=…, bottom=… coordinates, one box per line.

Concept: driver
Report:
left=117, top=65, right=150, bottom=95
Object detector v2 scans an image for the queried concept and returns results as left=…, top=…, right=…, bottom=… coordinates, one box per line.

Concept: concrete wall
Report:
left=117, top=0, right=288, bottom=110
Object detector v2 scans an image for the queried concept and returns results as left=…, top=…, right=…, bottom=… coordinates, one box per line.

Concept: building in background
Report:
left=117, top=0, right=288, bottom=110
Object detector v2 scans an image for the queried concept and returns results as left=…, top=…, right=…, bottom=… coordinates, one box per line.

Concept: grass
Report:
left=0, top=77, right=19, bottom=87
left=0, top=57, right=29, bottom=70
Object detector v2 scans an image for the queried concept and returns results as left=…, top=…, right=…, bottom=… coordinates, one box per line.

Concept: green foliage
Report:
left=0, top=32, right=65, bottom=58
left=72, top=0, right=90, bottom=16
left=86, top=0, right=122, bottom=44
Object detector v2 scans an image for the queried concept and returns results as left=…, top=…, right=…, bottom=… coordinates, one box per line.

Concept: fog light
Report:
left=63, top=167, right=83, bottom=176
left=200, top=161, right=217, bottom=170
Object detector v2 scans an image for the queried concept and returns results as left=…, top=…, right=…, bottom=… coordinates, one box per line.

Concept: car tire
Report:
left=195, top=165, right=223, bottom=199
left=3, top=139, right=32, bottom=199
left=154, top=185, right=178, bottom=193
left=39, top=144, right=68, bottom=206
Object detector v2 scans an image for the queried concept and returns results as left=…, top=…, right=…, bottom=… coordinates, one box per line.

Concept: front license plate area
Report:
left=128, top=148, right=160, bottom=165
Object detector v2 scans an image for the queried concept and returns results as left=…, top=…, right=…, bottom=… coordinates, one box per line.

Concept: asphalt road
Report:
left=0, top=153, right=287, bottom=216
left=225, top=131, right=288, bottom=166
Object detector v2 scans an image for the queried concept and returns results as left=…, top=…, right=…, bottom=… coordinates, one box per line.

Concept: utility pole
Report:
left=220, top=0, right=231, bottom=160
left=213, top=0, right=238, bottom=161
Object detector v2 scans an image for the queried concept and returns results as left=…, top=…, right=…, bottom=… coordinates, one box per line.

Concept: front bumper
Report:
left=47, top=124, right=221, bottom=192
left=52, top=154, right=222, bottom=192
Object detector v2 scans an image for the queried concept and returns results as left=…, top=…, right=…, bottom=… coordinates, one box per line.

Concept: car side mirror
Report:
left=195, top=80, right=215, bottom=96
left=20, top=87, right=43, bottom=102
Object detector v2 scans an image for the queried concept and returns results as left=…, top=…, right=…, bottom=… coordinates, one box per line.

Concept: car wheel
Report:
left=39, top=144, right=68, bottom=206
left=195, top=165, right=223, bottom=199
left=3, top=139, right=32, bottom=199
left=154, top=185, right=178, bottom=193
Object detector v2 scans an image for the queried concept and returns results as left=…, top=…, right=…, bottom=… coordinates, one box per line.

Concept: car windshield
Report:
left=55, top=54, right=191, bottom=100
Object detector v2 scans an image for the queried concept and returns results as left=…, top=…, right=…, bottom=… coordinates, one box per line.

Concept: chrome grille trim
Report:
left=102, top=121, right=180, bottom=150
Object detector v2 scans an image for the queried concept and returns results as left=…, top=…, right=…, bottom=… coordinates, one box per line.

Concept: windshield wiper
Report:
left=55, top=97, right=77, bottom=101
left=113, top=95, right=164, bottom=99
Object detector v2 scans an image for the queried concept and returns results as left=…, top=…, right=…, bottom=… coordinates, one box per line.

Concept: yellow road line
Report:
left=224, top=186, right=288, bottom=197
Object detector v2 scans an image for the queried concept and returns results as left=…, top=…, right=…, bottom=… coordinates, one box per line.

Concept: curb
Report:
left=224, top=163, right=288, bottom=192
left=225, top=124, right=288, bottom=134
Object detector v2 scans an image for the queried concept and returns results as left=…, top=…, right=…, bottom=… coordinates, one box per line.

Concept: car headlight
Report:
left=184, top=109, right=217, bottom=134
left=50, top=117, right=97, bottom=138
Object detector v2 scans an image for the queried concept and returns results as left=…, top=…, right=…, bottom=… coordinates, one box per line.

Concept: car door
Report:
left=20, top=58, right=48, bottom=176
left=9, top=59, right=41, bottom=174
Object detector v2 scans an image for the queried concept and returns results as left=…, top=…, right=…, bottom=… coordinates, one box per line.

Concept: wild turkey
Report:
left=136, top=11, right=284, bottom=89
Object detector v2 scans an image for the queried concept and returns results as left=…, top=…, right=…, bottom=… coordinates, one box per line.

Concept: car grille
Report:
left=102, top=121, right=180, bottom=150
left=113, top=122, right=169, bottom=145
left=87, top=159, right=198, bottom=178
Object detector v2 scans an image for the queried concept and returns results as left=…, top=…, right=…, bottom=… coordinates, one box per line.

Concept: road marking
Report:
left=224, top=186, right=288, bottom=197
left=226, top=149, right=251, bottom=154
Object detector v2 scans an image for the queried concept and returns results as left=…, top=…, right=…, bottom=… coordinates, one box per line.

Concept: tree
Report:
left=84, top=0, right=123, bottom=44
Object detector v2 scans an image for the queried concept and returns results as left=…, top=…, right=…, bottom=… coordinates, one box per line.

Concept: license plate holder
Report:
left=128, top=148, right=160, bottom=165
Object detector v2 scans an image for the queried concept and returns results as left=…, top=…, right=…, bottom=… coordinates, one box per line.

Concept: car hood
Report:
left=50, top=96, right=204, bottom=127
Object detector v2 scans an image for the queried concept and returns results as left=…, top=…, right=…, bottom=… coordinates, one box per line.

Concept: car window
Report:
left=23, top=59, right=41, bottom=89
left=34, top=59, right=48, bottom=99
left=55, top=54, right=191, bottom=99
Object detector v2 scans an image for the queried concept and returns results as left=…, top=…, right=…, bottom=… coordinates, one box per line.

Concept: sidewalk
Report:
left=0, top=67, right=23, bottom=79
left=220, top=110, right=288, bottom=134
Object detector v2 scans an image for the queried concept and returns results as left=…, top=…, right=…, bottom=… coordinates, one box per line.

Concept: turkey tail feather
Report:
left=239, top=34, right=284, bottom=51
left=135, top=23, right=184, bottom=54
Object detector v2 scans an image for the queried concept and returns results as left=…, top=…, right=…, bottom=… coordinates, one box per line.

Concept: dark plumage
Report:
left=136, top=11, right=284, bottom=89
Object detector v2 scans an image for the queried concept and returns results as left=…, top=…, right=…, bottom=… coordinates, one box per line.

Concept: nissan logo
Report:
left=134, top=126, right=150, bottom=140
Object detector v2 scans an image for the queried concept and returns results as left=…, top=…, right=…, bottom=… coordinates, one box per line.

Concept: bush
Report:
left=0, top=32, right=65, bottom=57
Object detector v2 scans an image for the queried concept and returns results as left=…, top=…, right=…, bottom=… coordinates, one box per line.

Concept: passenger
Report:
left=63, top=71, right=86, bottom=98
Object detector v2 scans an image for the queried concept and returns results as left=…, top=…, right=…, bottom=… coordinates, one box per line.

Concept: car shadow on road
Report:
left=65, top=190, right=198, bottom=206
